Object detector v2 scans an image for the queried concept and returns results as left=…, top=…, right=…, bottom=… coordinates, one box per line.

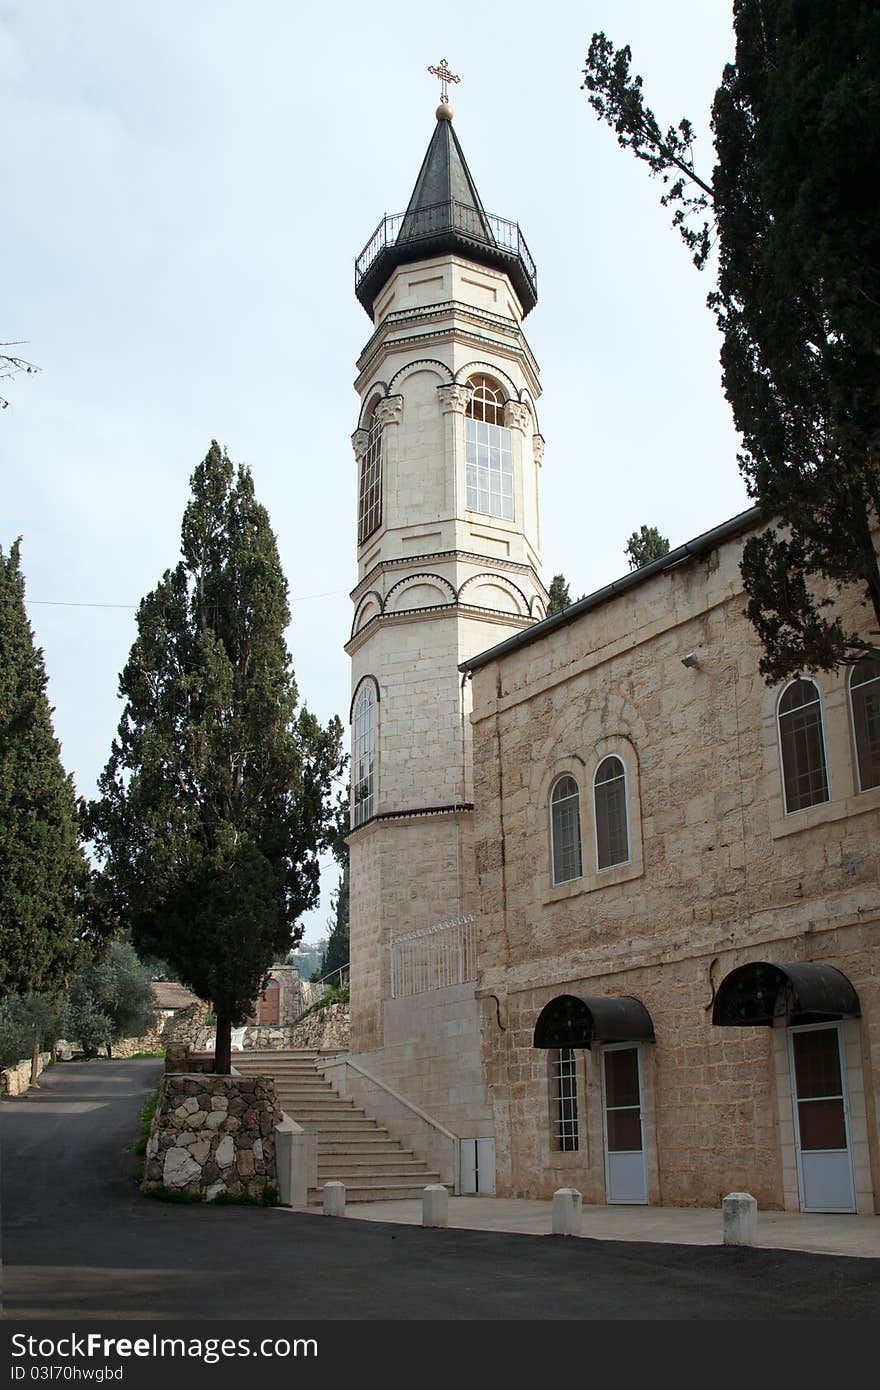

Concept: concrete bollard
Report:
left=423, top=1184, right=449, bottom=1228
left=722, top=1191, right=757, bottom=1246
left=551, top=1187, right=583, bottom=1236
left=323, top=1181, right=346, bottom=1217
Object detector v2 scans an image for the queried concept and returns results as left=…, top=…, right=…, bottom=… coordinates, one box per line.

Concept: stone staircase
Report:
left=233, top=1049, right=447, bottom=1204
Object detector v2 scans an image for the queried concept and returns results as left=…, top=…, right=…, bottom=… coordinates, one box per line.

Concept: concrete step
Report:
left=317, top=1154, right=421, bottom=1171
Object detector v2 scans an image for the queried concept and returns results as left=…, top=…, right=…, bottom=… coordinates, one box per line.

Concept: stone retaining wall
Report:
left=1, top=1051, right=52, bottom=1097
left=143, top=1072, right=282, bottom=1200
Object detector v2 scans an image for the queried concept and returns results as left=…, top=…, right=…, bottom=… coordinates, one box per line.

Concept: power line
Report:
left=26, top=588, right=350, bottom=611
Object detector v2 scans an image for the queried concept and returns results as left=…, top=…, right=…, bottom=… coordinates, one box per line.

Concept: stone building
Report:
left=461, top=515, right=880, bottom=1213
left=344, top=97, right=880, bottom=1212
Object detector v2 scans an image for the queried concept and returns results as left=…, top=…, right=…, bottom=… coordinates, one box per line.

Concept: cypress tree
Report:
left=0, top=541, right=92, bottom=999
left=583, top=3, right=880, bottom=678
left=87, top=443, right=344, bottom=1073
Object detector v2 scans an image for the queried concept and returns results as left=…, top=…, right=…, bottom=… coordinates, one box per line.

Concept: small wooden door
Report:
left=789, top=1022, right=856, bottom=1213
left=258, top=979, right=280, bottom=1025
left=602, top=1044, right=648, bottom=1204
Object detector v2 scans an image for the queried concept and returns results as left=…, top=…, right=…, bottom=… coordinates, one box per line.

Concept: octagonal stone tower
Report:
left=346, top=104, right=546, bottom=1120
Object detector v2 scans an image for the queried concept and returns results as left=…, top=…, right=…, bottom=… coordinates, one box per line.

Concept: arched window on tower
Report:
left=465, top=375, right=513, bottom=521
left=849, top=652, right=880, bottom=792
left=778, top=678, right=829, bottom=812
left=358, top=405, right=383, bottom=545
left=352, top=681, right=376, bottom=827
left=550, top=775, right=582, bottom=885
left=594, top=755, right=630, bottom=870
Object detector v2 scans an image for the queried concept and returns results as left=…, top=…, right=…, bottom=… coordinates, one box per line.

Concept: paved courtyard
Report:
left=2, top=1059, right=879, bottom=1320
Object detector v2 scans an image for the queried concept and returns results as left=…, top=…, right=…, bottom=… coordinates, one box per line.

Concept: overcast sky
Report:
left=2, top=1, right=746, bottom=944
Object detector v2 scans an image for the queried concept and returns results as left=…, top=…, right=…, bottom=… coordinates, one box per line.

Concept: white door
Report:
left=602, top=1044, right=648, bottom=1204
left=789, top=1022, right=856, bottom=1213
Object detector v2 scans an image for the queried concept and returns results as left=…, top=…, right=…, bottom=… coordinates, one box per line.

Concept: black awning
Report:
left=712, top=961, right=861, bottom=1028
left=533, top=994, right=655, bottom=1049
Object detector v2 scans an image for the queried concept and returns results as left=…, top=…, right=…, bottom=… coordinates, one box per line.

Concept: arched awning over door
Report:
left=712, top=962, right=861, bottom=1028
left=533, top=994, right=655, bottom=1049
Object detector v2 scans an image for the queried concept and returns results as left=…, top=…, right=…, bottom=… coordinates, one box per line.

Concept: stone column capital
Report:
left=374, top=395, right=404, bottom=429
left=532, top=433, right=545, bottom=464
left=351, top=428, right=370, bottom=460
left=503, top=400, right=531, bottom=433
left=438, top=383, right=470, bottom=415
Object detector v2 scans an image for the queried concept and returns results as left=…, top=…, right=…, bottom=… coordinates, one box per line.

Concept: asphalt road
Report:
left=2, top=1058, right=879, bottom=1321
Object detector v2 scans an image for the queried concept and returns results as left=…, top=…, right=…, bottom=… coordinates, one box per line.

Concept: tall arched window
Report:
left=550, top=1048, right=579, bottom=1152
left=465, top=375, right=513, bottom=521
left=594, top=755, right=630, bottom=870
left=849, top=652, right=880, bottom=792
left=352, top=682, right=376, bottom=826
left=550, top=775, right=582, bottom=884
left=358, top=407, right=383, bottom=544
left=778, top=678, right=829, bottom=812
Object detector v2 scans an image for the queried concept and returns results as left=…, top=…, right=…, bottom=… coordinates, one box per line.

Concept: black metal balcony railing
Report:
left=355, top=199, right=537, bottom=300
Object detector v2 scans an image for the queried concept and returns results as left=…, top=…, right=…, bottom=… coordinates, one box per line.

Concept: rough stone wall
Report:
left=1, top=1051, right=52, bottom=1097
left=470, top=522, right=880, bottom=1208
left=162, top=1001, right=210, bottom=1049
left=286, top=1002, right=350, bottom=1051
left=143, top=1072, right=281, bottom=1200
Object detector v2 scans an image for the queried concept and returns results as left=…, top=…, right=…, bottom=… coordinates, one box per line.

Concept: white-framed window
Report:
left=465, top=375, right=513, bottom=521
left=778, top=678, right=829, bottom=813
left=594, top=755, right=630, bottom=870
left=351, top=681, right=376, bottom=827
left=551, top=1047, right=579, bottom=1152
left=358, top=408, right=383, bottom=545
left=550, top=774, right=582, bottom=884
left=849, top=652, right=880, bottom=792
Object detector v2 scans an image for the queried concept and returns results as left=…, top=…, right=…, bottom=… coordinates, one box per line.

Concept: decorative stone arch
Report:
left=387, top=357, right=454, bottom=392
left=457, top=571, right=529, bottom=616
left=350, top=591, right=384, bottom=640
left=349, top=673, right=381, bottom=724
left=357, top=386, right=390, bottom=430
left=530, top=595, right=547, bottom=620
left=519, top=387, right=541, bottom=438
left=385, top=572, right=457, bottom=612
left=454, top=360, right=519, bottom=399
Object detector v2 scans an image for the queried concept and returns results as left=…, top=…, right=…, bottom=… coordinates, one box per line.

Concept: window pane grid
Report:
left=352, top=685, right=375, bottom=826
left=465, top=377, right=514, bottom=521
left=552, top=1047, right=579, bottom=1152
left=551, top=776, right=582, bottom=884
left=850, top=655, right=880, bottom=791
left=358, top=419, right=383, bottom=544
left=778, top=680, right=829, bottom=812
left=595, top=757, right=629, bottom=869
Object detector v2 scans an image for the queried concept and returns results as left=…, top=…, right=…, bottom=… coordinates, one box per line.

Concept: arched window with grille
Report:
left=778, top=678, right=829, bottom=812
left=594, top=755, right=630, bottom=870
left=550, top=774, right=582, bottom=885
left=465, top=374, right=513, bottom=521
left=849, top=652, right=880, bottom=792
left=352, top=681, right=377, bottom=827
left=358, top=405, right=383, bottom=544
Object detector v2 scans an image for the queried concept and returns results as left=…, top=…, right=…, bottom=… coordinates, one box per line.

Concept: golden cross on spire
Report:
left=428, top=58, right=461, bottom=106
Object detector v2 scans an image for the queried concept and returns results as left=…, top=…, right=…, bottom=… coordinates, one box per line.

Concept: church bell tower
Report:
left=346, top=79, right=546, bottom=1081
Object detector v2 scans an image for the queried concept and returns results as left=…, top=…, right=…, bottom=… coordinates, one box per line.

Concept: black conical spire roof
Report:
left=355, top=113, right=537, bottom=318
left=398, top=115, right=494, bottom=245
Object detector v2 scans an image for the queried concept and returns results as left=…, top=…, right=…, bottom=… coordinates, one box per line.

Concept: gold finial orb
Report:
left=436, top=101, right=454, bottom=121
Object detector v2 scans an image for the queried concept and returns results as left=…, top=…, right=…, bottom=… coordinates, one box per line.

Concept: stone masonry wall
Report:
left=143, top=1072, right=281, bottom=1200
left=1, top=1051, right=52, bottom=1097
left=469, top=521, right=880, bottom=1208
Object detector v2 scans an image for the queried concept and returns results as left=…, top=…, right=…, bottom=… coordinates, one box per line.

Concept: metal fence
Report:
left=390, top=914, right=476, bottom=999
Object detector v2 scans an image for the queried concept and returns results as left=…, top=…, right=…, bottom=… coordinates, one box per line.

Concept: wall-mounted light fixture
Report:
left=681, top=652, right=702, bottom=669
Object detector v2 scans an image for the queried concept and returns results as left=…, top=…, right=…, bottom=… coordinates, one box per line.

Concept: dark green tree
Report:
left=0, top=541, right=96, bottom=1001
left=625, top=525, right=670, bottom=570
left=318, top=858, right=349, bottom=982
left=546, top=574, right=572, bottom=617
left=583, top=5, right=880, bottom=680
left=0, top=990, right=66, bottom=1070
left=87, top=443, right=345, bottom=1072
left=64, top=939, right=156, bottom=1057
